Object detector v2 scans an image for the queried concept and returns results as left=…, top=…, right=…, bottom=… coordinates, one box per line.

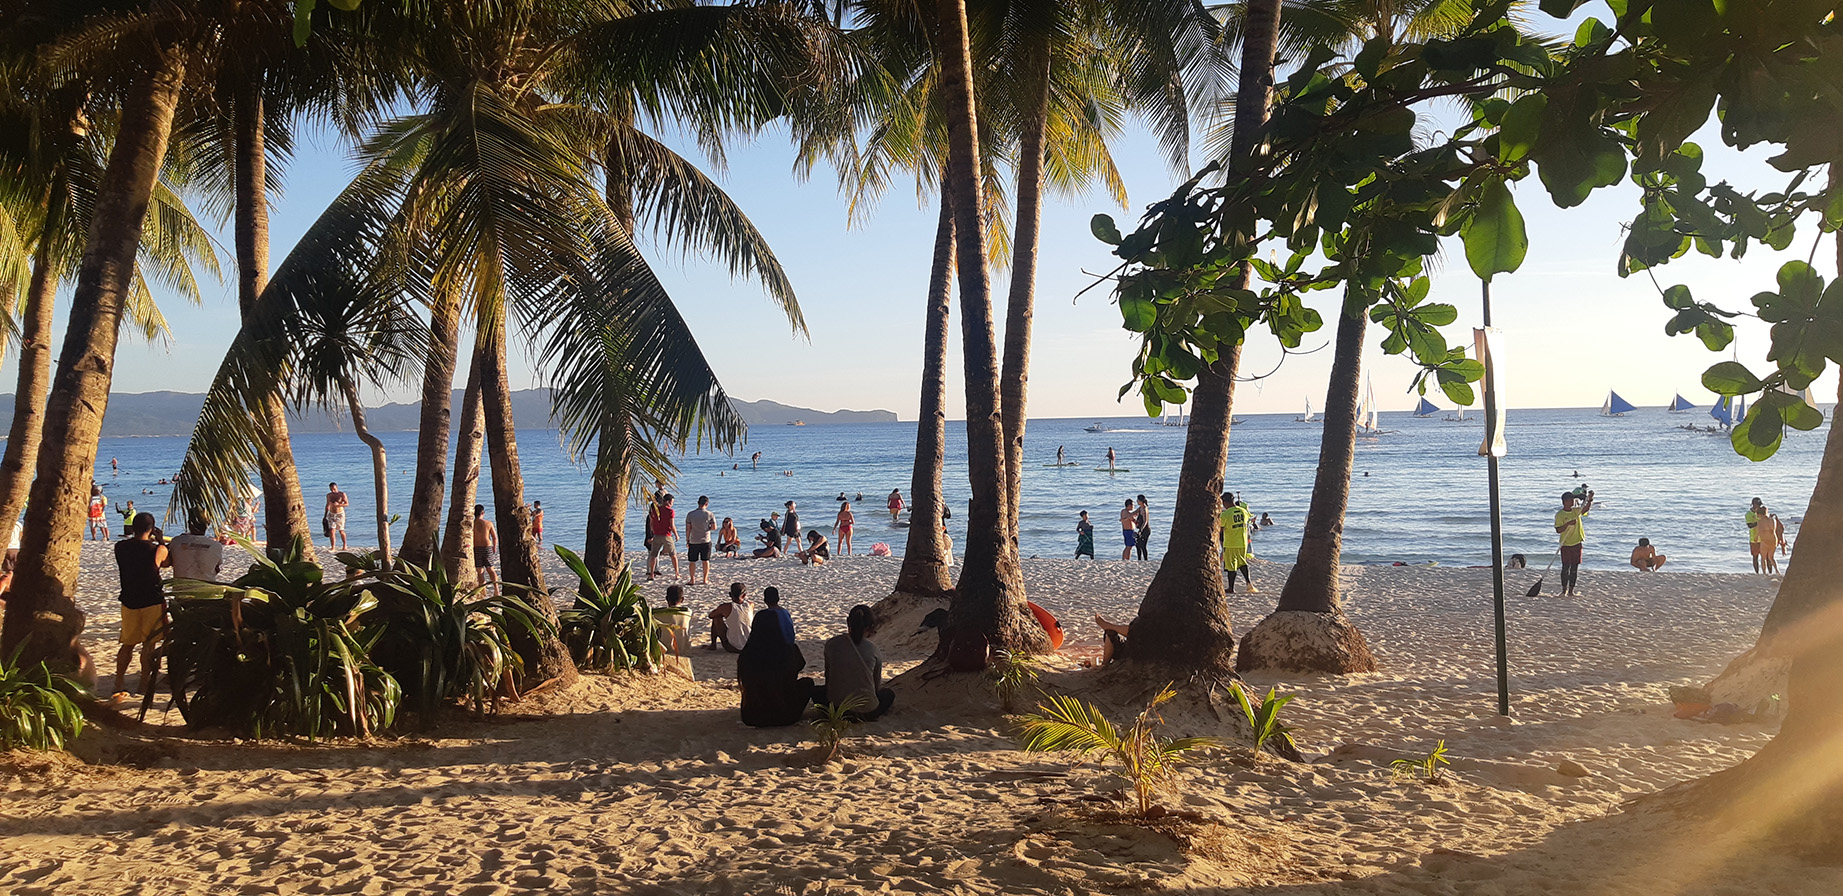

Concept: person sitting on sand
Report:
left=1506, top=553, right=1527, bottom=570
left=168, top=512, right=224, bottom=582
left=752, top=520, right=783, bottom=559
left=707, top=583, right=753, bottom=652
left=716, top=517, right=742, bottom=558
left=655, top=585, right=692, bottom=656
left=815, top=604, right=895, bottom=721
left=1093, top=615, right=1130, bottom=666
left=795, top=530, right=830, bottom=566
left=738, top=591, right=814, bottom=727
left=1630, top=538, right=1666, bottom=572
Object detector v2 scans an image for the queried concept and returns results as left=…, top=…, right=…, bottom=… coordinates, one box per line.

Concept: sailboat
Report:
left=1412, top=397, right=1440, bottom=418
left=1296, top=398, right=1316, bottom=423
left=1356, top=379, right=1394, bottom=436
left=1806, top=387, right=1826, bottom=421
left=1667, top=393, right=1696, bottom=412
left=1443, top=403, right=1477, bottom=423
left=1709, top=394, right=1748, bottom=430
left=1161, top=403, right=1187, bottom=427
left=1601, top=390, right=1637, bottom=417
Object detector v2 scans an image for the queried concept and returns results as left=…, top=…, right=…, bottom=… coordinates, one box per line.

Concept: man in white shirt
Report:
left=683, top=495, right=716, bottom=585
left=169, top=513, right=224, bottom=582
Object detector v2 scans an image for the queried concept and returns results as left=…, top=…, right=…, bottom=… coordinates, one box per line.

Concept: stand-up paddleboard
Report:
left=1096, top=466, right=1130, bottom=473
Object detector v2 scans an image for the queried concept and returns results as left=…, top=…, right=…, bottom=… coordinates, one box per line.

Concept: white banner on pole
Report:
left=1476, top=327, right=1507, bottom=458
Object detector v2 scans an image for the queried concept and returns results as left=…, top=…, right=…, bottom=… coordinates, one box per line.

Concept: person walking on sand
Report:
left=473, top=504, right=500, bottom=594
left=323, top=482, right=350, bottom=551
left=87, top=485, right=110, bottom=540
left=531, top=501, right=544, bottom=546
left=684, top=495, right=715, bottom=585
left=1118, top=499, right=1137, bottom=561
left=1133, top=495, right=1151, bottom=561
left=1220, top=492, right=1255, bottom=593
left=1630, top=538, right=1666, bottom=572
left=112, top=512, right=168, bottom=700
left=887, top=489, right=904, bottom=522
left=647, top=493, right=680, bottom=581
left=1075, top=510, right=1094, bottom=559
left=1554, top=488, right=1594, bottom=596
left=781, top=501, right=801, bottom=556
left=833, top=500, right=855, bottom=555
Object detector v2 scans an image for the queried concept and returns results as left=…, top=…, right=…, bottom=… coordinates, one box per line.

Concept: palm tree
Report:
left=0, top=1, right=200, bottom=669
left=936, top=0, right=1043, bottom=649
left=1238, top=0, right=1481, bottom=673
left=1122, top=0, right=1285, bottom=675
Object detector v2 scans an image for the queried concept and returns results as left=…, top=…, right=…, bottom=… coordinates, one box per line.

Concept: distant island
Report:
left=0, top=390, right=897, bottom=438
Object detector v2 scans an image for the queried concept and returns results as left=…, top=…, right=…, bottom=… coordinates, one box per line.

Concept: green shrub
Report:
left=810, top=696, right=870, bottom=763
left=1228, top=681, right=1299, bottom=756
left=360, top=557, right=552, bottom=716
left=0, top=648, right=87, bottom=751
left=553, top=547, right=659, bottom=672
left=1393, top=740, right=1450, bottom=783
left=1017, top=684, right=1220, bottom=818
left=985, top=649, right=1040, bottom=713
left=166, top=536, right=400, bottom=740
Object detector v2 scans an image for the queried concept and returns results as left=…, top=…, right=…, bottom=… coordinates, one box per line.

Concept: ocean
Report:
left=94, top=406, right=1827, bottom=573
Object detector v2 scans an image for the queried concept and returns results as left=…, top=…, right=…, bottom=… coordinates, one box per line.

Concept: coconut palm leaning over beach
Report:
left=1238, top=0, right=1497, bottom=674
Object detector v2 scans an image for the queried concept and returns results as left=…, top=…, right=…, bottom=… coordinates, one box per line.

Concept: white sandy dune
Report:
left=1, top=542, right=1836, bottom=895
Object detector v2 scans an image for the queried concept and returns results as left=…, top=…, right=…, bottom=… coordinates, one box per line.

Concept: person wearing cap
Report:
left=1554, top=487, right=1595, bottom=597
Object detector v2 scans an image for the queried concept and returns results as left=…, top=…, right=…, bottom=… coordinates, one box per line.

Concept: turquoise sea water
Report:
left=94, top=406, right=1827, bottom=573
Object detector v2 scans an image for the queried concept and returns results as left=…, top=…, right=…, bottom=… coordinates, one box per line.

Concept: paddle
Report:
left=1525, top=551, right=1560, bottom=597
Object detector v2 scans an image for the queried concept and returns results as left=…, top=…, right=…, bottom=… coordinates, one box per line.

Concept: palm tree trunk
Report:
left=340, top=376, right=390, bottom=564
left=0, top=207, right=60, bottom=533
left=1238, top=294, right=1378, bottom=673
left=2, top=47, right=186, bottom=669
left=478, top=314, right=575, bottom=687
left=1127, top=0, right=1284, bottom=675
left=893, top=188, right=956, bottom=598
left=937, top=0, right=1041, bottom=651
left=582, top=128, right=637, bottom=590
left=582, top=413, right=632, bottom=590
left=999, top=39, right=1051, bottom=545
left=233, top=86, right=314, bottom=561
left=441, top=346, right=484, bottom=587
left=397, top=289, right=460, bottom=569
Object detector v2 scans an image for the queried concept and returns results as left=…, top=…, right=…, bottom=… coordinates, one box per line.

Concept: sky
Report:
left=8, top=14, right=1836, bottom=422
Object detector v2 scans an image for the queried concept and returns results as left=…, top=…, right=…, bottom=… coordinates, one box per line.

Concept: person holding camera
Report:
left=1553, top=487, right=1595, bottom=597
left=112, top=512, right=168, bottom=700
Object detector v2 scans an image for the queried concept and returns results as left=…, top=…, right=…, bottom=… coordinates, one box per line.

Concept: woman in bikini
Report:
left=833, top=501, right=855, bottom=555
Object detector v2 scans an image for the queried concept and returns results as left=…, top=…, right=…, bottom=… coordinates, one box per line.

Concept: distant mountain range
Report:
left=0, top=390, right=896, bottom=438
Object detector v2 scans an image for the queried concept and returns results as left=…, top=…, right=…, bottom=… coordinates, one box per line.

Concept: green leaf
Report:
left=1498, top=95, right=1546, bottom=163
left=1120, top=294, right=1156, bottom=331
left=1702, top=361, right=1764, bottom=395
left=1463, top=179, right=1529, bottom=280
left=1439, top=379, right=1476, bottom=406
left=1784, top=400, right=1824, bottom=431
left=1091, top=214, right=1123, bottom=245
left=1731, top=405, right=1784, bottom=460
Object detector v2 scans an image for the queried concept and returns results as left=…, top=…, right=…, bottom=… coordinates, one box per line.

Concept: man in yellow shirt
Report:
left=1746, top=497, right=1766, bottom=573
left=1553, top=488, right=1594, bottom=597
left=1220, top=492, right=1255, bottom=594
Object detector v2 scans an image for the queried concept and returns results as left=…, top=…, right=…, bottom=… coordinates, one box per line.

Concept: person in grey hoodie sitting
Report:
left=814, top=604, right=895, bottom=721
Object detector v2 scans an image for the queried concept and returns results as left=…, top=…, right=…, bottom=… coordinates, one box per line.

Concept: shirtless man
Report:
left=1629, top=538, right=1666, bottom=571
left=473, top=504, right=500, bottom=594
left=324, top=482, right=350, bottom=551
left=1118, top=499, right=1137, bottom=561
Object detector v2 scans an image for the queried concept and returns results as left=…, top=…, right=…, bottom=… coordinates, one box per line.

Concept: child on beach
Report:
left=1075, top=511, right=1094, bottom=559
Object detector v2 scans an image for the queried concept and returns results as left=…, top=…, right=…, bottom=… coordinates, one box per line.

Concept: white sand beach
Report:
left=1, top=543, right=1835, bottom=895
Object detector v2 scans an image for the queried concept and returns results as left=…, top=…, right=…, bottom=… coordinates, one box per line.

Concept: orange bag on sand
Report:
left=1028, top=601, right=1064, bottom=651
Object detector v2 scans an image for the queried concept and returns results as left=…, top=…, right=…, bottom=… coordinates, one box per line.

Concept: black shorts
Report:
left=687, top=542, right=711, bottom=562
left=1560, top=544, right=1582, bottom=564
left=474, top=546, right=492, bottom=569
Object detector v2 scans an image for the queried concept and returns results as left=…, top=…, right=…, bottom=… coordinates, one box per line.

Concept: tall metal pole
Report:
left=1482, top=279, right=1510, bottom=716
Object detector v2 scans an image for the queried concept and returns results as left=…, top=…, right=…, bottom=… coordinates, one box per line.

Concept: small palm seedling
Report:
left=1228, top=681, right=1299, bottom=757
left=1017, top=684, right=1220, bottom=818
left=1392, top=740, right=1451, bottom=783
left=986, top=649, right=1041, bottom=713
left=0, top=648, right=87, bottom=751
left=810, top=696, right=872, bottom=763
